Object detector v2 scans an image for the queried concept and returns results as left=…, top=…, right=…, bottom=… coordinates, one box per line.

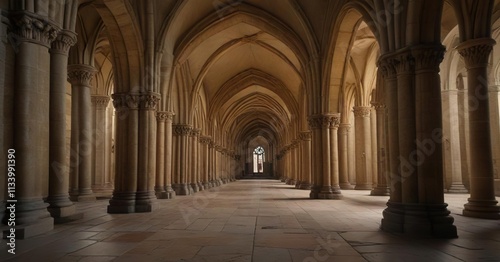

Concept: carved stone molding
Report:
left=353, top=106, right=371, bottom=118
left=308, top=114, right=335, bottom=130
left=377, top=57, right=397, bottom=78
left=156, top=111, right=175, bottom=122
left=394, top=51, right=414, bottom=74
left=111, top=93, right=127, bottom=110
left=412, top=45, right=445, bottom=71
left=8, top=12, right=59, bottom=48
left=338, top=124, right=351, bottom=135
left=173, top=124, right=192, bottom=136
left=456, top=38, right=496, bottom=69
left=199, top=136, right=212, bottom=145
left=50, top=30, right=77, bottom=54
left=67, top=64, right=97, bottom=86
left=299, top=131, right=312, bottom=141
left=91, top=95, right=110, bottom=109
left=371, top=102, right=386, bottom=111
left=191, top=128, right=201, bottom=137
left=140, top=93, right=160, bottom=110
left=329, top=114, right=341, bottom=129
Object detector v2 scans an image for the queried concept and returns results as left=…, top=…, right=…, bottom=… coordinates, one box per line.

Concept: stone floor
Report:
left=1, top=180, right=500, bottom=261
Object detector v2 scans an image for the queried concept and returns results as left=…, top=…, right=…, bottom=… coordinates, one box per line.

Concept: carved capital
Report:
left=412, top=45, right=445, bottom=71
left=126, top=94, right=141, bottom=110
left=8, top=12, right=59, bottom=48
left=173, top=124, right=192, bottom=136
left=353, top=106, right=371, bottom=118
left=338, top=124, right=351, bottom=135
left=329, top=114, right=341, bottom=129
left=394, top=51, right=414, bottom=74
left=377, top=57, right=397, bottom=78
left=371, top=102, right=386, bottom=111
left=111, top=93, right=127, bottom=110
left=156, top=111, right=175, bottom=122
left=140, top=93, right=160, bottom=110
left=67, top=64, right=97, bottom=86
left=199, top=136, right=212, bottom=145
left=307, top=114, right=336, bottom=129
left=299, top=131, right=312, bottom=141
left=91, top=95, right=110, bottom=109
left=456, top=38, right=495, bottom=69
left=50, top=30, right=77, bottom=54
left=191, top=128, right=201, bottom=137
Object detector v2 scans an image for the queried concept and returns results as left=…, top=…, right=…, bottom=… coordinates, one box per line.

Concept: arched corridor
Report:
left=1, top=180, right=499, bottom=261
left=2, top=0, right=500, bottom=258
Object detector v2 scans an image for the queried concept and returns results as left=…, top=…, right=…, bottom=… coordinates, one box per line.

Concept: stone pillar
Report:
left=489, top=84, right=500, bottom=195
left=442, top=89, right=467, bottom=193
left=107, top=94, right=139, bottom=213
left=155, top=112, right=167, bottom=197
left=172, top=125, right=192, bottom=195
left=190, top=129, right=201, bottom=192
left=411, top=45, right=457, bottom=237
left=329, top=115, right=342, bottom=198
left=91, top=95, right=113, bottom=197
left=370, top=107, right=378, bottom=188
left=200, top=136, right=212, bottom=189
left=457, top=38, right=500, bottom=219
left=67, top=64, right=97, bottom=202
left=6, top=11, right=58, bottom=238
left=136, top=93, right=160, bottom=212
left=347, top=122, right=357, bottom=186
left=353, top=106, right=373, bottom=190
left=47, top=30, right=82, bottom=223
left=299, top=131, right=312, bottom=189
left=379, top=55, right=403, bottom=233
left=164, top=112, right=176, bottom=198
left=371, top=103, right=390, bottom=196
left=338, top=124, right=354, bottom=189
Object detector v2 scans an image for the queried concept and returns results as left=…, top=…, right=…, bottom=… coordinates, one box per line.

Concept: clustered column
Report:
left=299, top=131, right=312, bottom=190
left=172, top=125, right=192, bottom=195
left=353, top=106, right=373, bottom=190
left=338, top=124, right=354, bottom=189
left=457, top=38, right=500, bottom=219
left=370, top=102, right=390, bottom=196
left=68, top=64, right=98, bottom=202
left=47, top=29, right=82, bottom=223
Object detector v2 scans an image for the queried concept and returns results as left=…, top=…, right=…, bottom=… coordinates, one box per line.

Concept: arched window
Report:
left=253, top=146, right=265, bottom=173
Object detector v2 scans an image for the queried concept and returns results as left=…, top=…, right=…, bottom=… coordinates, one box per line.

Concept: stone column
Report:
left=136, top=94, right=160, bottom=212
left=47, top=30, right=82, bottom=223
left=370, top=107, right=378, bottom=188
left=91, top=95, right=112, bottom=197
left=164, top=112, right=176, bottom=198
left=457, top=38, right=500, bottom=219
left=299, top=131, right=312, bottom=189
left=329, top=114, right=342, bottom=198
left=371, top=103, right=390, bottom=195
left=67, top=64, right=97, bottom=202
left=411, top=45, right=457, bottom=237
left=190, top=129, right=200, bottom=192
left=155, top=112, right=168, bottom=197
left=308, top=116, right=323, bottom=198
left=6, top=11, right=59, bottom=238
left=379, top=55, right=403, bottom=233
left=172, top=125, right=192, bottom=195
left=353, top=106, right=373, bottom=190
left=338, top=124, right=354, bottom=189
left=489, top=84, right=500, bottom=195
left=107, top=94, right=139, bottom=213
left=200, top=136, right=212, bottom=189
left=442, top=89, right=467, bottom=193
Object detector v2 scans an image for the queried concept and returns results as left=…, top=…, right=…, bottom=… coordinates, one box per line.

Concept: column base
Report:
left=198, top=182, right=204, bottom=191
left=381, top=201, right=458, bottom=238
left=340, top=182, right=355, bottom=190
left=354, top=184, right=372, bottom=190
left=287, top=179, right=296, bottom=186
left=294, top=181, right=302, bottom=189
left=136, top=191, right=159, bottom=212
left=448, top=183, right=468, bottom=194
left=299, top=182, right=311, bottom=190
left=370, top=186, right=390, bottom=196
left=318, top=186, right=343, bottom=199
left=190, top=183, right=200, bottom=193
left=203, top=182, right=211, bottom=190
left=309, top=185, right=321, bottom=199
left=107, top=192, right=136, bottom=214
left=495, top=179, right=500, bottom=197
left=48, top=205, right=83, bottom=224
left=3, top=216, right=54, bottom=239
left=463, top=199, right=500, bottom=219
left=173, top=184, right=191, bottom=195
left=92, top=184, right=114, bottom=198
